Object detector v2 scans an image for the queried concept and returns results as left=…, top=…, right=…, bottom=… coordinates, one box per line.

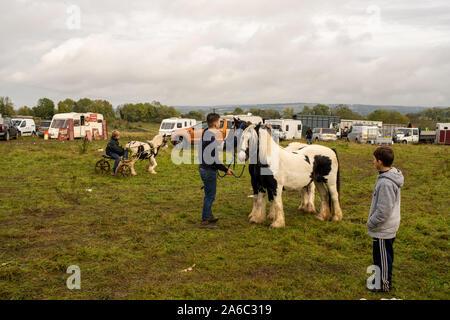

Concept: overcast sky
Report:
left=1, top=0, right=449, bottom=109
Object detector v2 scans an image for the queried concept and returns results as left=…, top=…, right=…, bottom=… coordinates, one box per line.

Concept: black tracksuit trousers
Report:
left=373, top=237, right=395, bottom=292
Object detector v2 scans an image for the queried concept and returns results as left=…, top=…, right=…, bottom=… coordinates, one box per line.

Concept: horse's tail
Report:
left=332, top=148, right=340, bottom=202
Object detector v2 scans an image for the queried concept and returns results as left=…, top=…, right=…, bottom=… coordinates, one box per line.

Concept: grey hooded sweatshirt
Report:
left=367, top=167, right=404, bottom=239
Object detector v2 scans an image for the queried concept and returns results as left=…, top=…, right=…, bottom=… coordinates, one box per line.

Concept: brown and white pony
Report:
left=125, top=134, right=167, bottom=175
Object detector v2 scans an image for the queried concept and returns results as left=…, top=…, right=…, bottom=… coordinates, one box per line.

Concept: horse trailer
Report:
left=48, top=112, right=104, bottom=139
left=436, top=123, right=450, bottom=145
left=264, top=119, right=302, bottom=140
left=292, top=114, right=340, bottom=136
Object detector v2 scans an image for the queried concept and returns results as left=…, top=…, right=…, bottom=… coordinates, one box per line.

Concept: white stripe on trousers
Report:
left=379, top=239, right=389, bottom=291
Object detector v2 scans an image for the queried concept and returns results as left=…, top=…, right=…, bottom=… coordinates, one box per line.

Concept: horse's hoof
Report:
left=332, top=215, right=342, bottom=221
left=315, top=214, right=326, bottom=221
left=249, top=216, right=265, bottom=224
left=270, top=221, right=285, bottom=228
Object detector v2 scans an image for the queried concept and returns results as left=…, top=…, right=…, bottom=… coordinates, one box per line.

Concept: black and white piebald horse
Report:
left=125, top=134, right=168, bottom=175
left=234, top=119, right=342, bottom=228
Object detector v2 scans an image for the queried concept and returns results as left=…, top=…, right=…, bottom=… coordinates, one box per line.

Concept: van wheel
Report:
left=315, top=137, right=319, bottom=142
left=402, top=140, right=407, bottom=144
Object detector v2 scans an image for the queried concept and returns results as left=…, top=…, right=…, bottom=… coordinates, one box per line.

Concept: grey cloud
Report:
left=0, top=0, right=449, bottom=108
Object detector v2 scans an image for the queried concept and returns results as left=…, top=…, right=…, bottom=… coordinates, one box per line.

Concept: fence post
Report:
left=68, top=119, right=74, bottom=141
left=85, top=130, right=92, bottom=141
left=102, top=120, right=108, bottom=140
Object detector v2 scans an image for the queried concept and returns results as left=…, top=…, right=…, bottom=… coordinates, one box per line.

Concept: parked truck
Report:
left=393, top=127, right=436, bottom=144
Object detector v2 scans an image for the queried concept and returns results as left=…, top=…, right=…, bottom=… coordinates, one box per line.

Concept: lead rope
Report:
left=217, top=122, right=246, bottom=179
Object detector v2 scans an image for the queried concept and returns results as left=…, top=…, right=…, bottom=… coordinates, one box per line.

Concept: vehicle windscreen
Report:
left=396, top=128, right=409, bottom=135
left=51, top=119, right=67, bottom=128
left=40, top=121, right=51, bottom=127
left=322, top=128, right=336, bottom=134
left=160, top=122, right=175, bottom=130
left=12, top=120, right=22, bottom=126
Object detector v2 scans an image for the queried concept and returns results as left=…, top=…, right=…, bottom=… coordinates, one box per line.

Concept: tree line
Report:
left=0, top=97, right=180, bottom=123
left=1, top=96, right=448, bottom=127
left=225, top=104, right=449, bottom=127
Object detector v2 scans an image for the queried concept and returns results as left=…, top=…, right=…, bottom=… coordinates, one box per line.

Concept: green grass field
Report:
left=0, top=123, right=448, bottom=299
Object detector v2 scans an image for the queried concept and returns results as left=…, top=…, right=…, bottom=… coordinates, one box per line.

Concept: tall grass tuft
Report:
left=79, top=136, right=90, bottom=154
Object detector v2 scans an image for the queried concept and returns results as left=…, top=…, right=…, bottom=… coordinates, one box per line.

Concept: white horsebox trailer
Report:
left=264, top=119, right=302, bottom=140
left=48, top=112, right=104, bottom=139
left=159, top=118, right=196, bottom=136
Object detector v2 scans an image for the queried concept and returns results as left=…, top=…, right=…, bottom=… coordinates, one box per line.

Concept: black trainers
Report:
left=208, top=215, right=219, bottom=223
left=200, top=220, right=218, bottom=229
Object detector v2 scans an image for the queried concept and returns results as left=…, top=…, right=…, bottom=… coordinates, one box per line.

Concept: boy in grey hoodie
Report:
left=367, top=147, right=404, bottom=292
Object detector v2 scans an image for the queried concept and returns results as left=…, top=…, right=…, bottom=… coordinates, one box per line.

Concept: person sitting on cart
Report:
left=106, top=130, right=129, bottom=174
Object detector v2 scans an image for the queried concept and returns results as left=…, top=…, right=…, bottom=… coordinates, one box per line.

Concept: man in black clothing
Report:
left=198, top=113, right=233, bottom=229
left=306, top=127, right=313, bottom=144
left=106, top=130, right=129, bottom=174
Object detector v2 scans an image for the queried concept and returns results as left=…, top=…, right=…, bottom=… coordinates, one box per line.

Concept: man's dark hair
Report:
left=206, top=113, right=220, bottom=127
left=373, top=147, right=394, bottom=167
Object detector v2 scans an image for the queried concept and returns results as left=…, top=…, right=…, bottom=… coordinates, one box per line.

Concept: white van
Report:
left=347, top=125, right=378, bottom=143
left=159, top=118, right=196, bottom=136
left=264, top=119, right=302, bottom=140
left=48, top=112, right=104, bottom=139
left=12, top=118, right=36, bottom=136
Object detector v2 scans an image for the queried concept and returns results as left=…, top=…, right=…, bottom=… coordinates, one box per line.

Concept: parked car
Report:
left=312, top=128, right=338, bottom=142
left=158, top=118, right=196, bottom=137
left=12, top=118, right=36, bottom=137
left=347, top=125, right=378, bottom=143
left=0, top=116, right=19, bottom=141
left=37, top=120, right=51, bottom=137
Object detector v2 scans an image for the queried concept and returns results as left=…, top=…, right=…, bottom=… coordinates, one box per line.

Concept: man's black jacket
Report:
left=198, top=128, right=228, bottom=172
left=106, top=137, right=125, bottom=156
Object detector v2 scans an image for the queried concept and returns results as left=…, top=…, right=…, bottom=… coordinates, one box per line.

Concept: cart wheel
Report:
left=95, top=159, right=110, bottom=174
left=115, top=163, right=132, bottom=177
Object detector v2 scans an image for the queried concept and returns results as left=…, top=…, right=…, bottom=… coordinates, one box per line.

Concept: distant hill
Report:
left=174, top=102, right=441, bottom=116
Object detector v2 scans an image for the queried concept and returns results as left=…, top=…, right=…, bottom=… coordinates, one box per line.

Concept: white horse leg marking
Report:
left=270, top=186, right=285, bottom=228
left=307, top=183, right=316, bottom=213
left=315, top=182, right=331, bottom=221
left=148, top=156, right=157, bottom=174
left=268, top=199, right=276, bottom=220
left=248, top=196, right=258, bottom=219
left=249, top=192, right=266, bottom=224
left=298, top=183, right=316, bottom=214
left=129, top=159, right=138, bottom=176
left=328, top=184, right=343, bottom=221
